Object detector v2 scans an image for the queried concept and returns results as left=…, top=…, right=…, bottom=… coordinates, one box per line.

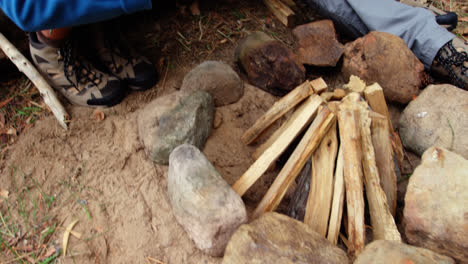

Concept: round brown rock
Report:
left=342, top=31, right=425, bottom=104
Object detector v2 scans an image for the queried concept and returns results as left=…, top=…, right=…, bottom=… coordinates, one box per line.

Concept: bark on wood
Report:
left=370, top=112, right=398, bottom=216
left=233, top=95, right=323, bottom=196
left=0, top=33, right=68, bottom=129
left=359, top=106, right=401, bottom=242
left=337, top=102, right=365, bottom=256
left=364, top=83, right=394, bottom=132
left=304, top=121, right=338, bottom=236
left=327, top=145, right=345, bottom=245
left=252, top=94, right=321, bottom=160
left=252, top=107, right=335, bottom=219
left=286, top=158, right=311, bottom=221
left=263, top=0, right=296, bottom=27
left=241, top=81, right=313, bottom=145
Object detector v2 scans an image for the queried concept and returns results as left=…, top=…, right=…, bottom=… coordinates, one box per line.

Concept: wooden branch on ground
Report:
left=252, top=107, right=335, bottom=219
left=327, top=145, right=345, bottom=245
left=0, top=33, right=68, bottom=129
left=364, top=83, right=394, bottom=132
left=370, top=112, right=398, bottom=216
left=359, top=105, right=401, bottom=242
left=337, top=102, right=365, bottom=256
left=233, top=95, right=323, bottom=196
left=263, top=0, right=296, bottom=27
left=241, top=81, right=314, bottom=145
left=304, top=121, right=338, bottom=236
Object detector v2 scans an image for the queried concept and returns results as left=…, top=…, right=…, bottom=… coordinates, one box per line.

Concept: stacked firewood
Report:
left=233, top=76, right=401, bottom=257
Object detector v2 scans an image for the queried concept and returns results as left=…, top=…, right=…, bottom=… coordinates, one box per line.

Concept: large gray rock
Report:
left=404, top=147, right=468, bottom=263
left=293, top=20, right=344, bottom=67
left=222, top=212, right=349, bottom=264
left=342, top=31, right=425, bottom=103
left=181, top=61, right=244, bottom=106
left=399, top=84, right=468, bottom=159
left=168, top=144, right=247, bottom=257
left=137, top=91, right=214, bottom=165
left=354, top=240, right=454, bottom=264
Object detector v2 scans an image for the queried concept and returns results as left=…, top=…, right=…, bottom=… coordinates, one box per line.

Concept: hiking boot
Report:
left=432, top=38, right=468, bottom=90
left=94, top=32, right=158, bottom=91
left=29, top=33, right=125, bottom=107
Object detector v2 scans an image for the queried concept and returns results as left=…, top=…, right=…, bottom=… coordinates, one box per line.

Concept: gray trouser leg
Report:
left=305, top=0, right=455, bottom=69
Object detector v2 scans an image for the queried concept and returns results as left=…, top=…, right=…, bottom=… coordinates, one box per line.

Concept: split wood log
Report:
left=337, top=102, right=365, bottom=256
left=364, top=83, right=394, bottom=132
left=304, top=121, right=338, bottom=236
left=233, top=95, right=323, bottom=196
left=327, top=145, right=345, bottom=245
left=252, top=107, right=335, bottom=219
left=309, top=77, right=328, bottom=94
left=241, top=80, right=314, bottom=145
left=320, top=92, right=334, bottom=102
left=0, top=33, right=68, bottom=129
left=343, top=75, right=366, bottom=94
left=280, top=0, right=297, bottom=8
left=370, top=112, right=398, bottom=216
left=332, top=88, right=347, bottom=100
left=252, top=94, right=321, bottom=160
left=359, top=105, right=401, bottom=242
left=263, top=0, right=296, bottom=27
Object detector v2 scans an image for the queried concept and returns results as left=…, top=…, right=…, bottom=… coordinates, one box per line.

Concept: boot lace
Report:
left=435, top=40, right=468, bottom=89
left=59, top=40, right=102, bottom=89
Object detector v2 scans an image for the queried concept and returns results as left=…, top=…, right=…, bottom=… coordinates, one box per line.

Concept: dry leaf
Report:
left=92, top=110, right=105, bottom=122
left=63, top=219, right=79, bottom=257
left=459, top=17, right=468, bottom=22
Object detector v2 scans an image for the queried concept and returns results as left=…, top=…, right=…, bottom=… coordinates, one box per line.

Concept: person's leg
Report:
left=303, top=0, right=369, bottom=39
left=30, top=28, right=125, bottom=107
left=346, top=0, right=454, bottom=69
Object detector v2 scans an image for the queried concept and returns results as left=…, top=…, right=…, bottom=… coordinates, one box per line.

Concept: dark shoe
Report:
left=29, top=33, right=125, bottom=107
left=95, top=32, right=158, bottom=91
left=432, top=39, right=468, bottom=90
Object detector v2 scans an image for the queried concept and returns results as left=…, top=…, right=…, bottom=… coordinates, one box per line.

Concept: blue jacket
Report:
left=0, top=0, right=152, bottom=32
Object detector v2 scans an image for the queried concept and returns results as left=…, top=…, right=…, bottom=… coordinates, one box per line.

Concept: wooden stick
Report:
left=343, top=75, right=366, bottom=94
left=241, top=81, right=314, bottom=145
left=252, top=107, right=335, bottom=219
left=309, top=78, right=328, bottom=94
left=327, top=145, right=345, bottom=245
left=359, top=106, right=401, bottom=242
left=253, top=95, right=318, bottom=160
left=364, top=83, right=394, bottom=132
left=370, top=112, right=397, bottom=216
left=0, top=33, right=68, bottom=129
left=337, top=102, right=365, bottom=256
left=263, top=0, right=296, bottom=27
left=304, top=121, right=338, bottom=236
left=280, top=0, right=297, bottom=8
left=233, top=95, right=323, bottom=196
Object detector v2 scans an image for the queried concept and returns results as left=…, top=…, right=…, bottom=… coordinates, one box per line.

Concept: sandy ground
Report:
left=0, top=2, right=306, bottom=263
